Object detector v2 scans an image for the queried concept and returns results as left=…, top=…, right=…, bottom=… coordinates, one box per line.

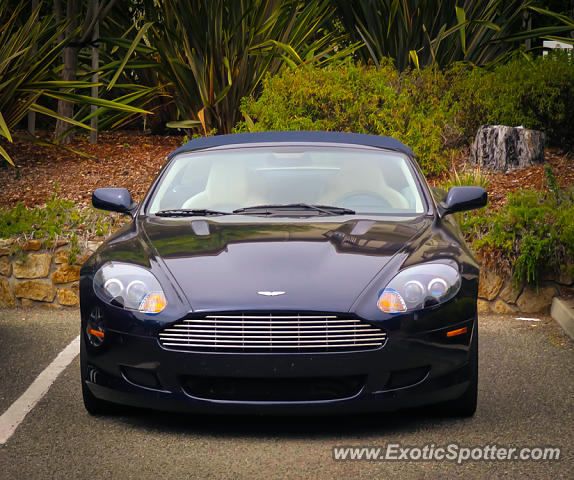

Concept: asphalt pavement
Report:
left=0, top=308, right=572, bottom=479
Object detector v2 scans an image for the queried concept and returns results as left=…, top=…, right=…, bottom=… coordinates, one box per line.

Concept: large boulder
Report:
left=470, top=125, right=545, bottom=172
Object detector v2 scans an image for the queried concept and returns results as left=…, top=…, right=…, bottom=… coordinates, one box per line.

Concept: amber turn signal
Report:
left=446, top=326, right=468, bottom=337
left=377, top=289, right=407, bottom=313
left=87, top=327, right=105, bottom=338
left=139, top=292, right=167, bottom=314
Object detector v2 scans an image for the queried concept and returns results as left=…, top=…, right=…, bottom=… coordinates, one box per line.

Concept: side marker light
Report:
left=446, top=327, right=468, bottom=338
left=87, top=327, right=105, bottom=338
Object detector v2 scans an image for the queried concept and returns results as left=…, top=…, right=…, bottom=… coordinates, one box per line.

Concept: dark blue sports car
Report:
left=80, top=131, right=486, bottom=416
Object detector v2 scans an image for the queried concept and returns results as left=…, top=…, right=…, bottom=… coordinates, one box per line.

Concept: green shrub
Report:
left=452, top=52, right=574, bottom=147
left=0, top=194, right=125, bottom=253
left=236, top=61, right=463, bottom=176
left=440, top=164, right=490, bottom=190
left=236, top=55, right=573, bottom=173
left=461, top=187, right=574, bottom=286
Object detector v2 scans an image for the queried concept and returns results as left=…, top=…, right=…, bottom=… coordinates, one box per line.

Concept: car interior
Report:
left=150, top=149, right=423, bottom=214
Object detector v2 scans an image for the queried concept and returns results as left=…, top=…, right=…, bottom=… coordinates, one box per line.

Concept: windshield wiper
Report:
left=155, top=209, right=229, bottom=217
left=232, top=203, right=355, bottom=216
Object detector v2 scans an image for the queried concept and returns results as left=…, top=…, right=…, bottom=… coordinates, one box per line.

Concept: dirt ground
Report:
left=1, top=131, right=573, bottom=209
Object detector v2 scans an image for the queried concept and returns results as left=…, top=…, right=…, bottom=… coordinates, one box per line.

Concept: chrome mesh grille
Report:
left=158, top=313, right=387, bottom=352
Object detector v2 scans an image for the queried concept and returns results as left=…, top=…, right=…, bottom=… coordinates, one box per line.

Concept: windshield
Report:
left=147, top=145, right=425, bottom=215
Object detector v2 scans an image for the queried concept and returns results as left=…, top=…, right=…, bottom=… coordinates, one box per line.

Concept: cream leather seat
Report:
left=182, top=161, right=265, bottom=210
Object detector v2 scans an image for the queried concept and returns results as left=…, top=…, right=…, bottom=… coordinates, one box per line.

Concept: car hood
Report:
left=141, top=215, right=432, bottom=312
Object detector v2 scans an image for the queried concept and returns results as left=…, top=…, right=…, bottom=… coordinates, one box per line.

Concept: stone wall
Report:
left=0, top=237, right=570, bottom=312
left=0, top=238, right=101, bottom=309
left=477, top=268, right=572, bottom=314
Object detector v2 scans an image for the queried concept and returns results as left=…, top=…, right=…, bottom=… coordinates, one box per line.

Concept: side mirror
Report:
left=92, top=188, right=136, bottom=215
left=439, top=186, right=487, bottom=217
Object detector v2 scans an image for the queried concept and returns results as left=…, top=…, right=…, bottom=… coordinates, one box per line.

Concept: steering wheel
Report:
left=334, top=191, right=392, bottom=210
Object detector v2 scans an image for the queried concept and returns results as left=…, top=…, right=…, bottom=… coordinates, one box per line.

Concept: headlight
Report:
left=377, top=262, right=460, bottom=313
left=94, top=262, right=167, bottom=314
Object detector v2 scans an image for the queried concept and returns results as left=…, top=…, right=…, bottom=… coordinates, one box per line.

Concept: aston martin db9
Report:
left=80, top=131, right=487, bottom=417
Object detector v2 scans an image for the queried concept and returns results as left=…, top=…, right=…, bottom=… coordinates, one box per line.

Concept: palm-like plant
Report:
left=71, top=3, right=171, bottom=134
left=335, top=0, right=574, bottom=71
left=0, top=2, right=74, bottom=164
left=137, top=0, right=356, bottom=134
left=0, top=0, right=150, bottom=164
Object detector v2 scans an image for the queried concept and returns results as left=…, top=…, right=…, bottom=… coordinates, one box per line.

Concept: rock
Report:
left=22, top=239, right=42, bottom=251
left=51, top=264, right=81, bottom=284
left=74, top=241, right=102, bottom=265
left=54, top=249, right=70, bottom=264
left=20, top=298, right=34, bottom=308
left=477, top=299, right=491, bottom=313
left=499, top=278, right=523, bottom=304
left=492, top=299, right=518, bottom=314
left=0, top=238, right=15, bottom=255
left=87, top=240, right=103, bottom=253
left=558, top=271, right=574, bottom=286
left=14, top=280, right=56, bottom=302
left=542, top=267, right=574, bottom=286
left=42, top=303, right=61, bottom=310
left=470, top=125, right=545, bottom=172
left=478, top=269, right=504, bottom=301
left=75, top=253, right=93, bottom=265
left=13, top=253, right=52, bottom=279
left=43, top=238, right=69, bottom=249
left=0, top=277, right=15, bottom=307
left=57, top=288, right=79, bottom=306
left=516, top=284, right=558, bottom=313
left=0, top=256, right=11, bottom=276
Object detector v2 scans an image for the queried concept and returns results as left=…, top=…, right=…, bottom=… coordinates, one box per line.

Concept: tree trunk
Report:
left=522, top=10, right=531, bottom=50
left=470, top=125, right=545, bottom=172
left=54, top=0, right=80, bottom=144
left=90, top=0, right=99, bottom=144
left=27, top=0, right=40, bottom=135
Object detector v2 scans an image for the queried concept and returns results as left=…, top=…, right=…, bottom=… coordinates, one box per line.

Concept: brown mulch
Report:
left=475, top=148, right=573, bottom=210
left=0, top=131, right=183, bottom=208
left=429, top=147, right=574, bottom=210
left=0, top=131, right=573, bottom=210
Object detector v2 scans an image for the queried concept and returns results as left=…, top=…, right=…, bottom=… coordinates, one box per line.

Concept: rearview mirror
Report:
left=439, top=186, right=487, bottom=217
left=92, top=188, right=136, bottom=215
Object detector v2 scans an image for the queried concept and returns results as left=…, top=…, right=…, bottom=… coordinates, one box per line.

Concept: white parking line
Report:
left=0, top=335, right=80, bottom=445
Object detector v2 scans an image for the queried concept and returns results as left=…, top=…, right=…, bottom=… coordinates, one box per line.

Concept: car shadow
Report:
left=103, top=406, right=467, bottom=439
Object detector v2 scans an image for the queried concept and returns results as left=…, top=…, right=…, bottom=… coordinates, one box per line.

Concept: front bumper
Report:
left=82, top=308, right=476, bottom=415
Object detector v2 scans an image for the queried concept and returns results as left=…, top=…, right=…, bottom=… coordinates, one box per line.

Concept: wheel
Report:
left=334, top=192, right=391, bottom=211
left=434, top=325, right=478, bottom=417
left=81, top=375, right=119, bottom=415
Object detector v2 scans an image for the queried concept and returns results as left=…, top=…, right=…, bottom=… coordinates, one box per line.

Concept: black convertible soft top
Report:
left=170, top=131, right=414, bottom=158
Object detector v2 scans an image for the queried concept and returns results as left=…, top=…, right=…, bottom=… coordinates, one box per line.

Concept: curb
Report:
left=551, top=297, right=574, bottom=341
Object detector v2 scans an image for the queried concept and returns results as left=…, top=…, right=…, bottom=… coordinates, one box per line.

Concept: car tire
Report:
left=81, top=375, right=119, bottom=415
left=434, top=326, right=478, bottom=417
